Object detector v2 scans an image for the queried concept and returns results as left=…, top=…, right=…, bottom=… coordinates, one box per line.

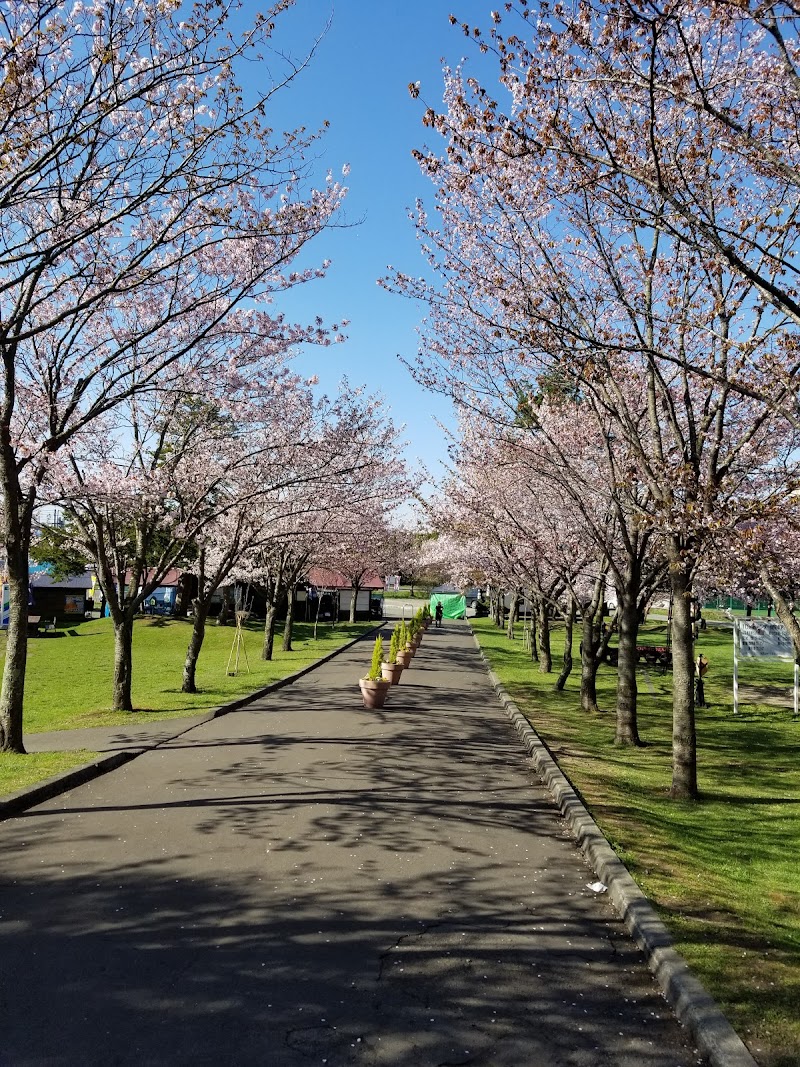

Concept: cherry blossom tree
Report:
left=527, top=399, right=670, bottom=740
left=40, top=376, right=407, bottom=706
left=436, top=3, right=800, bottom=421
left=0, top=1, right=348, bottom=750
left=179, top=389, right=327, bottom=690
left=389, top=10, right=800, bottom=798
left=248, top=536, right=310, bottom=662
left=379, top=526, right=440, bottom=597
left=319, top=514, right=394, bottom=624
left=177, top=376, right=360, bottom=682
left=439, top=409, right=661, bottom=735
left=41, top=385, right=263, bottom=711
left=229, top=384, right=409, bottom=653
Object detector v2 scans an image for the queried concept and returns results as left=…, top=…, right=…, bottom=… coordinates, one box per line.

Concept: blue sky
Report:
left=240, top=2, right=497, bottom=490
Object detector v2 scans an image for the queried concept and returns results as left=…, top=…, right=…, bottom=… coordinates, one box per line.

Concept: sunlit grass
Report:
left=473, top=615, right=800, bottom=1067
left=0, top=750, right=100, bottom=797
left=3, top=615, right=373, bottom=732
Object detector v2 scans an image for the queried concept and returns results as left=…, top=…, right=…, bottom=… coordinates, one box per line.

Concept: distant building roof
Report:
left=308, top=567, right=383, bottom=590
left=124, top=568, right=184, bottom=588
left=29, top=570, right=92, bottom=591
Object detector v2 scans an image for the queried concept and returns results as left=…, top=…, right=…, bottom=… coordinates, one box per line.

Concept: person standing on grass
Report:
left=695, top=654, right=709, bottom=708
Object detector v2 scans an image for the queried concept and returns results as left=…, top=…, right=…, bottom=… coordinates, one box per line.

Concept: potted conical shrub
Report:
left=409, top=615, right=422, bottom=651
left=381, top=627, right=403, bottom=684
left=395, top=620, right=412, bottom=669
left=360, top=635, right=391, bottom=708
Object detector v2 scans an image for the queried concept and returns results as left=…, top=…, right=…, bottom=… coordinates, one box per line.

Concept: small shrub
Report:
left=366, top=636, right=384, bottom=680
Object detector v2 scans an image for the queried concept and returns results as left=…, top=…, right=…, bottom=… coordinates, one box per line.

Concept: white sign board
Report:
left=737, top=620, right=794, bottom=660
left=733, top=619, right=798, bottom=717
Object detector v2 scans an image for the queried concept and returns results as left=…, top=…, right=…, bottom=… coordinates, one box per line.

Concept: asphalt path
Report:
left=0, top=619, right=704, bottom=1066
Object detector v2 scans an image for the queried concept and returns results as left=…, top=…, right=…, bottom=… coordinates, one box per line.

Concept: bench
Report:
left=637, top=645, right=672, bottom=670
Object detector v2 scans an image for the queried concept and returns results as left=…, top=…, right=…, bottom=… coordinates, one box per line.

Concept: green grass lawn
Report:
left=702, top=607, right=775, bottom=621
left=473, top=616, right=800, bottom=1067
left=0, top=749, right=101, bottom=796
left=383, top=585, right=433, bottom=600
left=0, top=615, right=374, bottom=797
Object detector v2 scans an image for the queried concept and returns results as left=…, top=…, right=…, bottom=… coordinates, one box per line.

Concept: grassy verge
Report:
left=0, top=615, right=375, bottom=797
left=0, top=750, right=101, bottom=797
left=473, top=616, right=800, bottom=1067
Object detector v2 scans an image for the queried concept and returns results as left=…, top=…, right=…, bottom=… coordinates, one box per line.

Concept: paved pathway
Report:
left=0, top=620, right=703, bottom=1066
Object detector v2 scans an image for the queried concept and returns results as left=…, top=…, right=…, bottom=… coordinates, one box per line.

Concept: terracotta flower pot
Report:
left=396, top=649, right=412, bottom=670
left=381, top=661, right=403, bottom=685
left=359, top=677, right=391, bottom=709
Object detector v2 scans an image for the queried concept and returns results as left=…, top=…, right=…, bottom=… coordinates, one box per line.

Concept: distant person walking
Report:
left=435, top=601, right=444, bottom=628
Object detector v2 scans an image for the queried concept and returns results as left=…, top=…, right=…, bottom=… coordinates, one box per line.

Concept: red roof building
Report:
left=307, top=567, right=383, bottom=590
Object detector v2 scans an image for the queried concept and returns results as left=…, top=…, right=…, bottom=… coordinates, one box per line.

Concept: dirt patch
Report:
left=738, top=683, right=795, bottom=709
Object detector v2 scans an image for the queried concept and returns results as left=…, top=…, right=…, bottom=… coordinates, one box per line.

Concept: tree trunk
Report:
left=580, top=610, right=602, bottom=714
left=175, top=573, right=192, bottom=617
left=349, top=584, right=359, bottom=624
left=0, top=551, right=30, bottom=752
left=182, top=602, right=209, bottom=694
left=614, top=564, right=643, bottom=747
left=216, top=584, right=233, bottom=626
left=506, top=591, right=520, bottom=639
left=282, top=593, right=295, bottom=652
left=262, top=599, right=278, bottom=661
left=530, top=609, right=539, bottom=662
left=579, top=570, right=607, bottom=715
left=261, top=567, right=283, bottom=661
left=538, top=601, right=552, bottom=673
left=112, top=614, right=135, bottom=712
left=667, top=549, right=698, bottom=800
left=555, top=596, right=575, bottom=691
left=760, top=570, right=800, bottom=657
left=0, top=471, right=34, bottom=751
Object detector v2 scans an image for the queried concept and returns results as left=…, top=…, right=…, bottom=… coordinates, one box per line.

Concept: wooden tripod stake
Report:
left=227, top=610, right=251, bottom=676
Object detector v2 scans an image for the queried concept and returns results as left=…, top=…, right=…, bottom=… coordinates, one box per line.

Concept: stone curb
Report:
left=0, top=621, right=385, bottom=821
left=0, top=749, right=144, bottom=818
left=471, top=630, right=758, bottom=1067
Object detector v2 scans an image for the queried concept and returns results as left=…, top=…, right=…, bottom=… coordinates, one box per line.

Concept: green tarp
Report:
left=430, top=592, right=466, bottom=619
